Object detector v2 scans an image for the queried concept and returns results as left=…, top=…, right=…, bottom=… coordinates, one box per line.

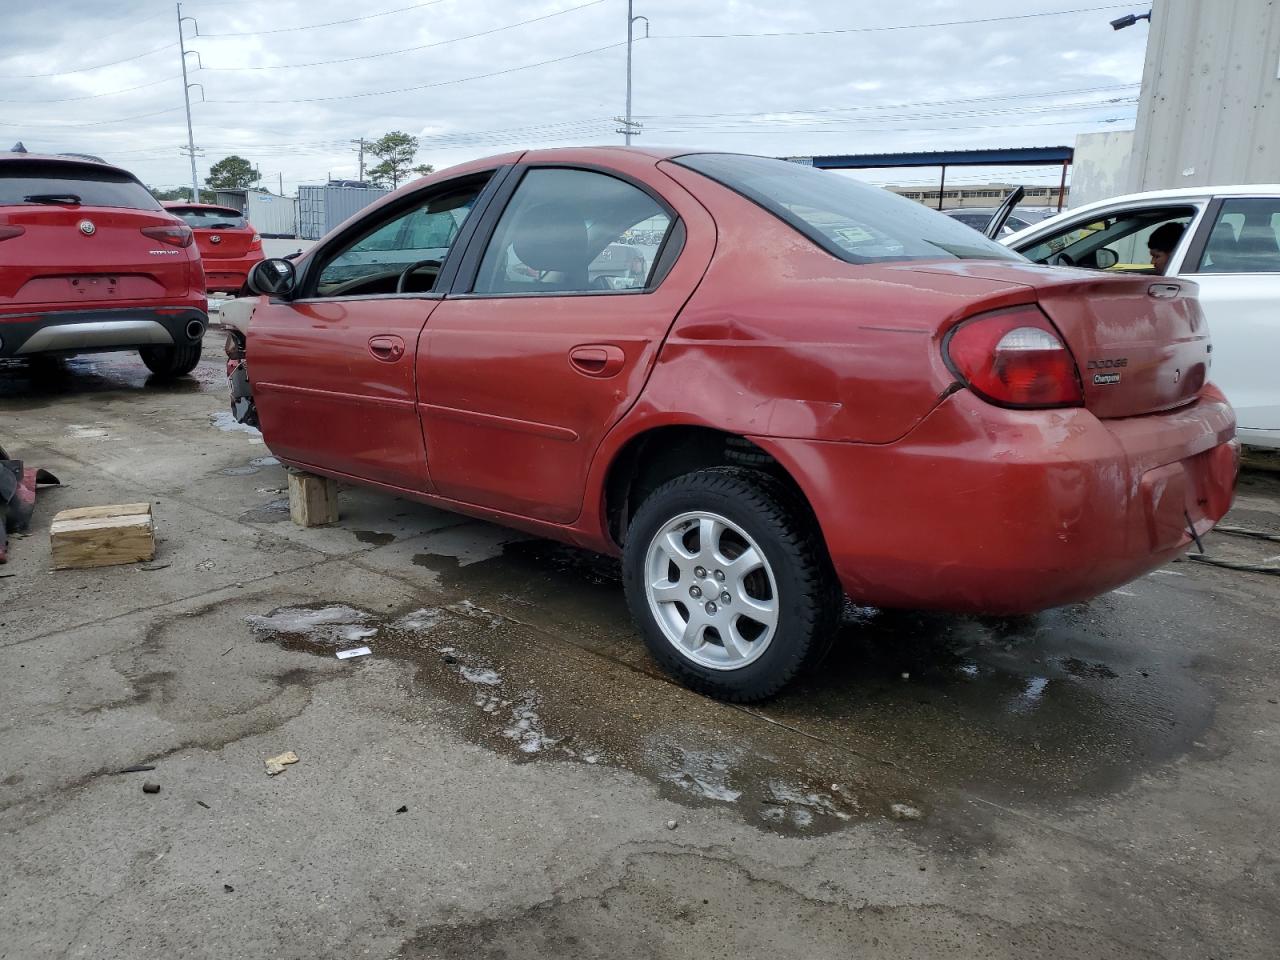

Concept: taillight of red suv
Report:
left=943, top=305, right=1084, bottom=409
left=141, top=224, right=194, bottom=248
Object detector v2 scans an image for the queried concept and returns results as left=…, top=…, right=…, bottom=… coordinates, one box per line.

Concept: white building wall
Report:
left=1070, top=130, right=1136, bottom=208
left=1129, top=0, right=1280, bottom=191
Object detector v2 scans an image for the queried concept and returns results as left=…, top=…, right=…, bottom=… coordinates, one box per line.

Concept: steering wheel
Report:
left=395, top=259, right=442, bottom=293
left=1048, top=251, right=1075, bottom=267
left=589, top=275, right=615, bottom=291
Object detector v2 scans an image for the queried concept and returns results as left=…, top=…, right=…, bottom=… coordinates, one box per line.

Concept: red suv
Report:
left=0, top=152, right=207, bottom=377
left=228, top=148, right=1239, bottom=701
left=162, top=202, right=263, bottom=294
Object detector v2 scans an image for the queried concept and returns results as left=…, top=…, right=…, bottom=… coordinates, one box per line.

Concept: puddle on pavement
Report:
left=404, top=538, right=1216, bottom=806
left=238, top=497, right=290, bottom=523
left=354, top=529, right=396, bottom=546
left=222, top=455, right=280, bottom=478
left=245, top=600, right=919, bottom=836
left=0, top=352, right=221, bottom=406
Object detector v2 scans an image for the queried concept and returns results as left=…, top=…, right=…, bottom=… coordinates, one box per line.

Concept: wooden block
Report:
left=51, top=503, right=155, bottom=570
left=288, top=471, right=338, bottom=528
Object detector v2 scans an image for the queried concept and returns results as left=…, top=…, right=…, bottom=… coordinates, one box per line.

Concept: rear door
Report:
left=1178, top=196, right=1280, bottom=444
left=420, top=161, right=714, bottom=523
left=0, top=159, right=191, bottom=308
left=249, top=170, right=501, bottom=492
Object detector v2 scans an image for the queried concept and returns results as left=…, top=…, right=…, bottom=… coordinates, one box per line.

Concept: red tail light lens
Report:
left=944, top=305, right=1083, bottom=408
left=0, top=225, right=25, bottom=242
left=141, top=224, right=194, bottom=247
left=249, top=233, right=261, bottom=247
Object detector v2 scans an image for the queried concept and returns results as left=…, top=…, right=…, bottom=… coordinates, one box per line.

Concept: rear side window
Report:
left=674, top=153, right=1022, bottom=264
left=1196, top=198, right=1280, bottom=274
left=168, top=206, right=247, bottom=229
left=0, top=160, right=161, bottom=210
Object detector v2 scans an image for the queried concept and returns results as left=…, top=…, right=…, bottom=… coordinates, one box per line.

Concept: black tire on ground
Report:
left=622, top=466, right=841, bottom=702
left=139, top=342, right=202, bottom=379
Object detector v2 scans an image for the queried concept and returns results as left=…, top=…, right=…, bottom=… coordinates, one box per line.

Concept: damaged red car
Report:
left=226, top=147, right=1238, bottom=701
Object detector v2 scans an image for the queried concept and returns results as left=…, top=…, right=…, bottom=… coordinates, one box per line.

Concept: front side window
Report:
left=472, top=168, right=673, bottom=295
left=1020, top=206, right=1196, bottom=272
left=313, top=177, right=486, bottom=297
left=1196, top=198, right=1280, bottom=274
left=674, top=153, right=1022, bottom=264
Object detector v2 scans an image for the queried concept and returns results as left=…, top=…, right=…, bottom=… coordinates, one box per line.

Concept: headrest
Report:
left=511, top=202, right=587, bottom=274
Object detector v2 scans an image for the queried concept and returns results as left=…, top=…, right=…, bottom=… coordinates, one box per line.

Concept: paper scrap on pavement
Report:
left=264, top=750, right=299, bottom=776
left=336, top=646, right=373, bottom=660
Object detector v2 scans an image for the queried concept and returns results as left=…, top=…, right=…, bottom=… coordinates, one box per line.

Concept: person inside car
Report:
left=1148, top=222, right=1185, bottom=275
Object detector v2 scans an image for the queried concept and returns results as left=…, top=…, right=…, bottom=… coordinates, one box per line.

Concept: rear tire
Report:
left=622, top=466, right=840, bottom=702
left=140, top=342, right=202, bottom=379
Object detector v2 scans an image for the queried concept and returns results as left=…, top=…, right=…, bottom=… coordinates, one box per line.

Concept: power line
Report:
left=0, top=41, right=177, bottom=80
left=208, top=41, right=625, bottom=103
left=649, top=3, right=1138, bottom=40
left=0, top=106, right=189, bottom=129
left=0, top=75, right=183, bottom=104
left=199, top=0, right=607, bottom=71
left=196, top=0, right=447, bottom=37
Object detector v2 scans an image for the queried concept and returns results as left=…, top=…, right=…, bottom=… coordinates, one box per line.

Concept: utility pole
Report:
left=351, top=138, right=366, bottom=181
left=278, top=171, right=284, bottom=196
left=615, top=1, right=648, bottom=143
left=176, top=3, right=201, bottom=202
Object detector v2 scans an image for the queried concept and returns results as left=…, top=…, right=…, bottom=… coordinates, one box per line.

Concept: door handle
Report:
left=369, top=335, right=405, bottom=361
left=569, top=344, right=625, bottom=378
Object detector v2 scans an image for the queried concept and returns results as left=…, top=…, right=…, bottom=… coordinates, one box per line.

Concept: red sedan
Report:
left=162, top=202, right=263, bottom=293
left=228, top=147, right=1238, bottom=701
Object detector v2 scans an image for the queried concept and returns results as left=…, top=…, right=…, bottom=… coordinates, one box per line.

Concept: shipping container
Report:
left=245, top=190, right=297, bottom=238
left=296, top=184, right=389, bottom=240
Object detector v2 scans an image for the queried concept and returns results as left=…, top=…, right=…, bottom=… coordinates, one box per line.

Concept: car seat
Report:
left=508, top=201, right=588, bottom=291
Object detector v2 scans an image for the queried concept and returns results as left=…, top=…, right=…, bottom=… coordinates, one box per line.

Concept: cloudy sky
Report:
left=1, top=0, right=1150, bottom=194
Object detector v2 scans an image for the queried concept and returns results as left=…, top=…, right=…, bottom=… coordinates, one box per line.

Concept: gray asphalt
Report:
left=2, top=338, right=1279, bottom=959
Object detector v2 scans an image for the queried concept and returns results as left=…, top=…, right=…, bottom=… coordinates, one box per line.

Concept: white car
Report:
left=1003, top=186, right=1280, bottom=449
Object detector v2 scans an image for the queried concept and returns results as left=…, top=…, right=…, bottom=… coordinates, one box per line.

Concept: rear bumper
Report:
left=0, top=306, right=209, bottom=358
left=201, top=252, right=263, bottom=293
left=756, top=386, right=1239, bottom=615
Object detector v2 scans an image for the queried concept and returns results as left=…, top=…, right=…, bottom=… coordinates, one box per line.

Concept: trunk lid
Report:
left=165, top=206, right=256, bottom=259
left=913, top=260, right=1210, bottom=418
left=0, top=205, right=192, bottom=306
left=193, top=226, right=256, bottom=259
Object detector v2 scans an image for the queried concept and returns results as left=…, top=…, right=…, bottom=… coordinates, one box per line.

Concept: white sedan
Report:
left=1003, top=185, right=1280, bottom=449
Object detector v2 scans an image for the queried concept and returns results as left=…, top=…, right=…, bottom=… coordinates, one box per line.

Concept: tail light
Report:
left=0, top=225, right=25, bottom=242
left=944, top=305, right=1083, bottom=408
left=249, top=233, right=261, bottom=247
left=141, top=224, right=194, bottom=247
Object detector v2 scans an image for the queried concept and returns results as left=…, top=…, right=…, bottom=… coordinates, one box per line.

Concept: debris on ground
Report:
left=50, top=502, right=155, bottom=570
left=890, top=802, right=924, bottom=821
left=395, top=805, right=408, bottom=814
left=142, top=782, right=160, bottom=794
left=264, top=751, right=299, bottom=776
left=196, top=800, right=210, bottom=809
left=113, top=764, right=156, bottom=775
left=336, top=646, right=372, bottom=660
left=223, top=884, right=234, bottom=893
left=666, top=819, right=678, bottom=830
left=0, top=444, right=60, bottom=563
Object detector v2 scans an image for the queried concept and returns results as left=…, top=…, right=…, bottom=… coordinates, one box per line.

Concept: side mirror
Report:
left=247, top=258, right=297, bottom=297
left=1095, top=248, right=1119, bottom=269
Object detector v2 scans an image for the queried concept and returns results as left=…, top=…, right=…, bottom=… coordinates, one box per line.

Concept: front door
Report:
left=250, top=172, right=495, bottom=491
left=420, top=163, right=713, bottom=523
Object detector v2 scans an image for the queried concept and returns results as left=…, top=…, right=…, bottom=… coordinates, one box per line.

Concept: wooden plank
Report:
left=50, top=503, right=155, bottom=570
left=288, top=472, right=338, bottom=528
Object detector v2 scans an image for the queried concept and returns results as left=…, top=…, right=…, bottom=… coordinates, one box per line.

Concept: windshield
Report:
left=674, top=154, right=1023, bottom=265
left=0, top=160, right=161, bottom=210
left=168, top=207, right=248, bottom=229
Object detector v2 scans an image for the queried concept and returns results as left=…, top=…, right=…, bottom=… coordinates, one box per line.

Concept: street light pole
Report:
left=177, top=2, right=200, bottom=201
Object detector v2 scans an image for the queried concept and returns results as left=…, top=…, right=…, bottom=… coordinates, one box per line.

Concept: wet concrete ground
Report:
left=2, top=341, right=1279, bottom=958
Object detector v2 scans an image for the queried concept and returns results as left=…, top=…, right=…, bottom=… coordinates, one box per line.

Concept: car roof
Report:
left=161, top=202, right=241, bottom=211
left=0, top=150, right=123, bottom=171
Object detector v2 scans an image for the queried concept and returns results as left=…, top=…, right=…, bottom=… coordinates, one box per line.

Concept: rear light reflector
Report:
left=250, top=233, right=261, bottom=247
left=141, top=224, right=194, bottom=247
left=944, top=305, right=1083, bottom=408
left=0, top=225, right=25, bottom=242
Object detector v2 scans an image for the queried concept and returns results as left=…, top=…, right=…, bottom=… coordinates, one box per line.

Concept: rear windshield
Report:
left=674, top=153, right=1023, bottom=264
left=167, top=206, right=248, bottom=229
left=0, top=160, right=161, bottom=210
